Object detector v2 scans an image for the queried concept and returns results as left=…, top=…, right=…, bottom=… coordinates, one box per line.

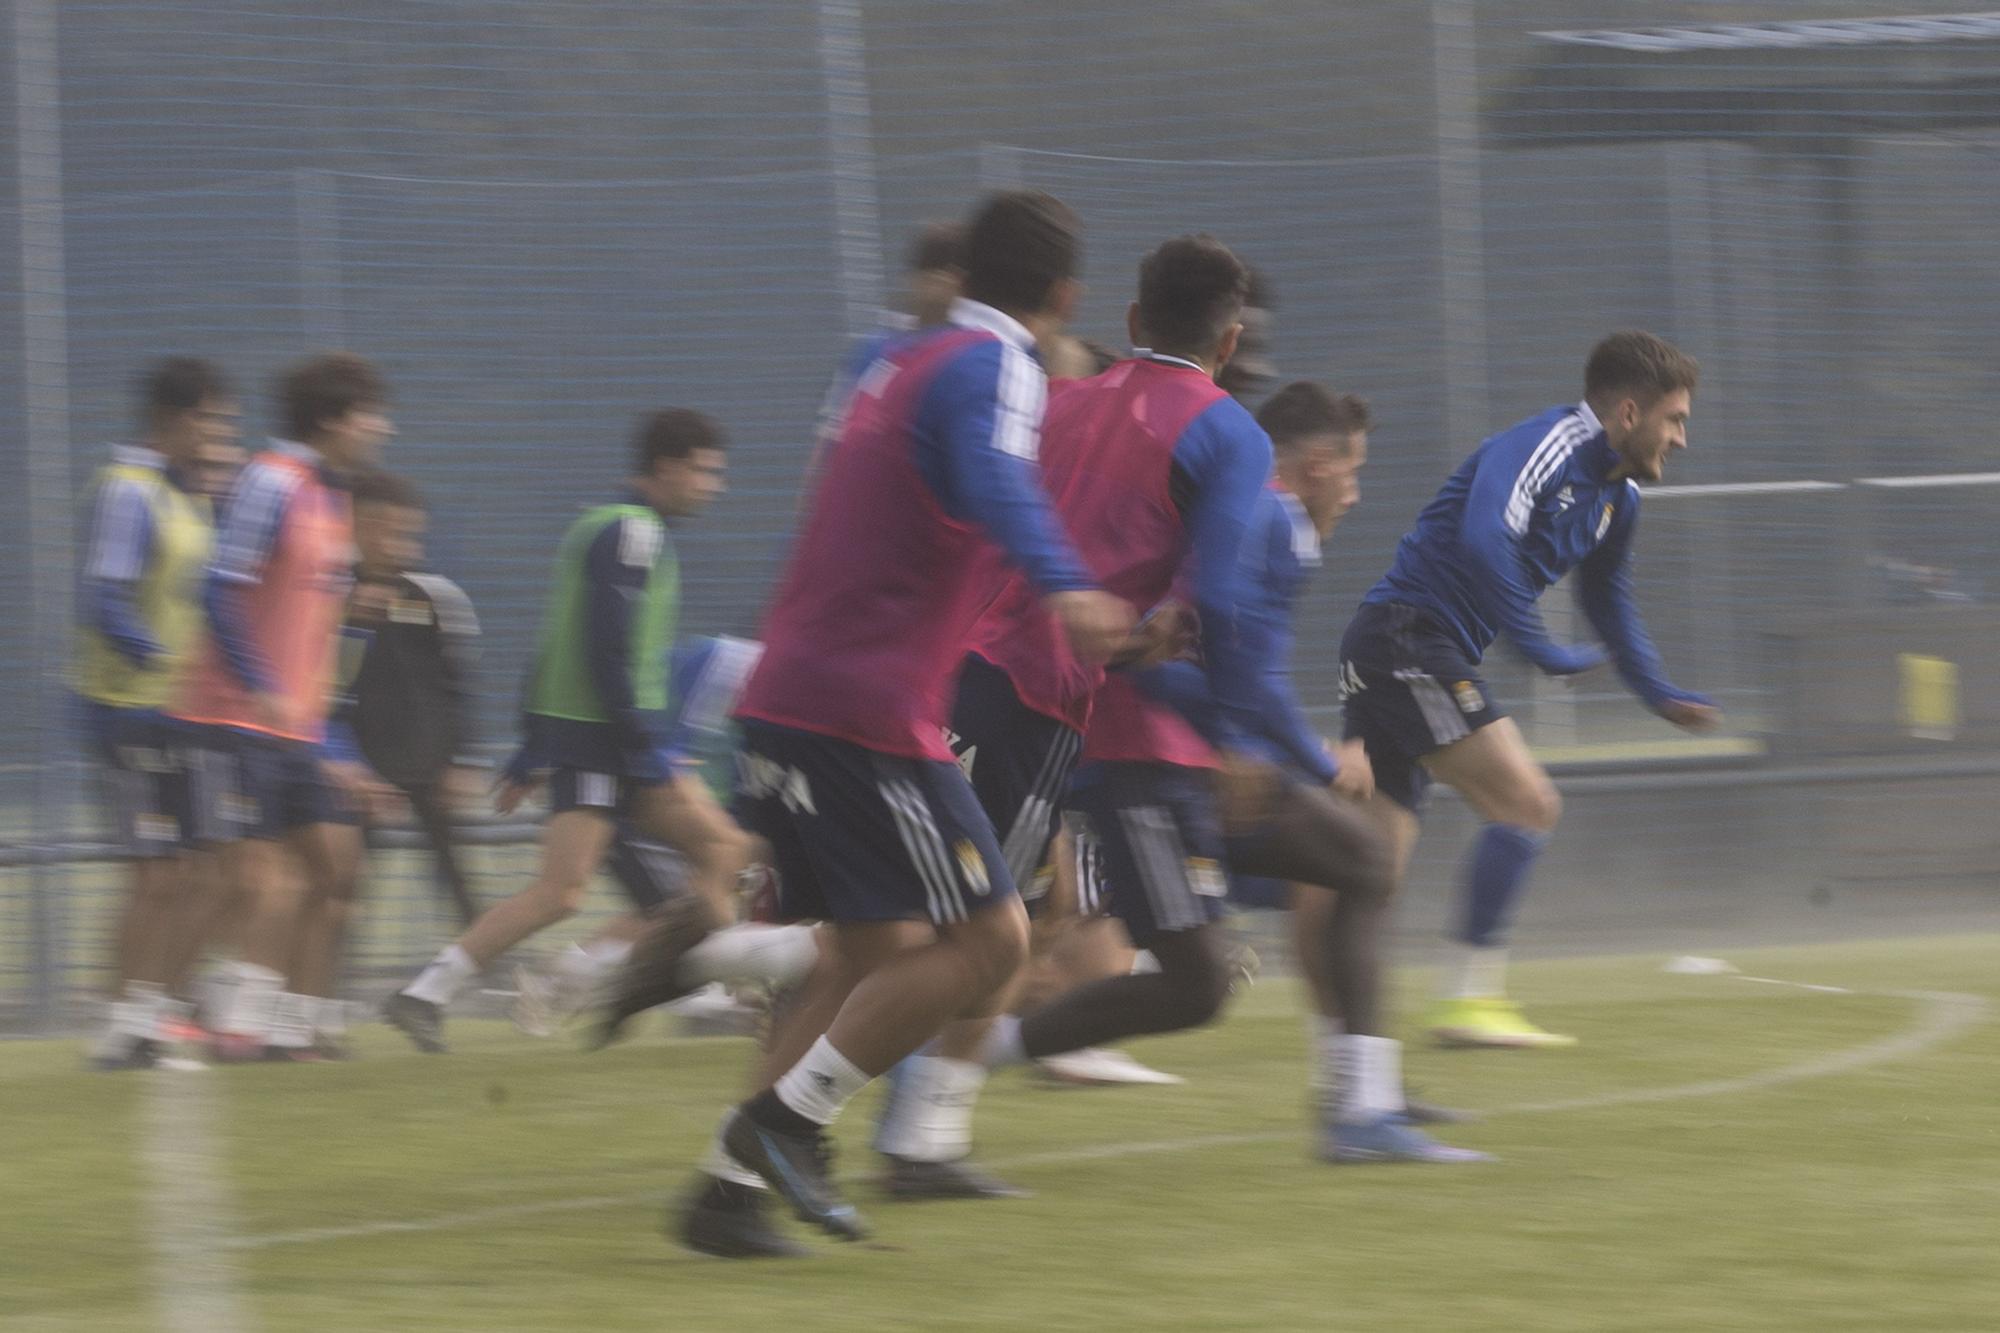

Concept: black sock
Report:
left=742, top=1087, right=818, bottom=1138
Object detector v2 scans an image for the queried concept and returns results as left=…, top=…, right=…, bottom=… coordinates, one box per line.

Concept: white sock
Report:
left=405, top=944, right=477, bottom=1007
left=1332, top=1034, right=1404, bottom=1124
left=701, top=1134, right=768, bottom=1190
left=1446, top=944, right=1508, bottom=1001
left=312, top=996, right=348, bottom=1039
left=122, top=981, right=169, bottom=1039
left=977, top=1014, right=1027, bottom=1070
left=268, top=992, right=314, bottom=1049
left=679, top=924, right=818, bottom=990
left=772, top=1035, right=871, bottom=1127
left=553, top=939, right=629, bottom=984
left=218, top=963, right=283, bottom=1039
left=876, top=1056, right=986, bottom=1162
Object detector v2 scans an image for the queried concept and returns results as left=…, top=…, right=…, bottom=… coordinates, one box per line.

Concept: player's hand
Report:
left=1330, top=739, right=1374, bottom=802
left=1109, top=600, right=1194, bottom=669
left=442, top=764, right=488, bottom=809
left=1045, top=590, right=1138, bottom=667
left=492, top=773, right=541, bottom=816
left=1214, top=750, right=1281, bottom=835
left=1658, top=698, right=1722, bottom=733
left=324, top=760, right=400, bottom=822
left=250, top=691, right=289, bottom=732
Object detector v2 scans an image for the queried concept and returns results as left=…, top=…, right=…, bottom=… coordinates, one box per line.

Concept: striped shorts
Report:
left=733, top=718, right=1017, bottom=927
left=1336, top=600, right=1505, bottom=813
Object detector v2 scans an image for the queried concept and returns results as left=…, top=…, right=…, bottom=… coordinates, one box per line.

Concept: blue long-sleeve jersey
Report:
left=1137, top=484, right=1336, bottom=783
left=1362, top=402, right=1705, bottom=711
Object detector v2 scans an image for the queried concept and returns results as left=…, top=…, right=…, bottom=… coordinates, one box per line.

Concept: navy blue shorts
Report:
left=185, top=727, right=358, bottom=841
left=1338, top=601, right=1505, bottom=813
left=78, top=702, right=190, bottom=857
left=605, top=831, right=687, bottom=912
left=1067, top=762, right=1228, bottom=948
left=948, top=654, right=1083, bottom=904
left=734, top=718, right=1016, bottom=926
left=548, top=766, right=663, bottom=819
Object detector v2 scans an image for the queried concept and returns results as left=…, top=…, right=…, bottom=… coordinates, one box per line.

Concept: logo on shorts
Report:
left=1453, top=680, right=1483, bottom=715
left=1338, top=661, right=1366, bottom=699
left=954, top=840, right=992, bottom=897
left=1186, top=856, right=1227, bottom=899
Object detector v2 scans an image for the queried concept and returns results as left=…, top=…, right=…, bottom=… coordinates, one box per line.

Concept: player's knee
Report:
left=1158, top=935, right=1232, bottom=1029
left=1518, top=780, right=1562, bottom=834
left=961, top=905, right=1030, bottom=997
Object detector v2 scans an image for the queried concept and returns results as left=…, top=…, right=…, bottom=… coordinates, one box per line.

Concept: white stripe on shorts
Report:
left=878, top=777, right=961, bottom=923
left=1394, top=668, right=1472, bottom=748
left=1119, top=805, right=1200, bottom=932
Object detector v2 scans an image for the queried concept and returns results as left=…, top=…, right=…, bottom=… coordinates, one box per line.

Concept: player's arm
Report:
left=1173, top=403, right=1278, bottom=749
left=83, top=475, right=164, bottom=667
left=582, top=515, right=669, bottom=773
left=926, top=339, right=1094, bottom=595
left=202, top=461, right=296, bottom=699
left=417, top=573, right=483, bottom=766
left=1134, top=510, right=1336, bottom=784
left=1459, top=436, right=1605, bottom=676
left=1576, top=501, right=1716, bottom=723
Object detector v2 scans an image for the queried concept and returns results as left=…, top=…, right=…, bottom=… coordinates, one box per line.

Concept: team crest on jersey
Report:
left=1186, top=856, right=1227, bottom=898
left=954, top=840, right=992, bottom=897
left=1597, top=503, right=1615, bottom=539
left=1556, top=485, right=1575, bottom=511
left=1453, top=680, right=1483, bottom=715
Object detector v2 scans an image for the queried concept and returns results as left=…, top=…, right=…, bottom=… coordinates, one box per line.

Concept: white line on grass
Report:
left=230, top=984, right=1989, bottom=1253
left=144, top=1069, right=257, bottom=1331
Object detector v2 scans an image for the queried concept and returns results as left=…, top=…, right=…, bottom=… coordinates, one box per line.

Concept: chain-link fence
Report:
left=7, top=1, right=2000, bottom=1028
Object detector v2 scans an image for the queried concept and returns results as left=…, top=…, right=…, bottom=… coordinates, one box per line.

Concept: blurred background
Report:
left=5, top=0, right=1999, bottom=1030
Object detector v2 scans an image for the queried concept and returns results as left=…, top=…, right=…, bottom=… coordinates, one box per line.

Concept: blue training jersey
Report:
left=1135, top=484, right=1336, bottom=783
left=1362, top=401, right=1703, bottom=711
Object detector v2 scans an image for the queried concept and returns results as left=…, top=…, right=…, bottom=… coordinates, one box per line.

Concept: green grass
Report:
left=7, top=935, right=2000, bottom=1332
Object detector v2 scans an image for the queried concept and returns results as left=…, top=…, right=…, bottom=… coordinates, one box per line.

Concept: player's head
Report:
left=1217, top=266, right=1277, bottom=404
left=194, top=437, right=249, bottom=501
left=959, top=190, right=1082, bottom=330
left=1584, top=331, right=1698, bottom=483
left=139, top=356, right=239, bottom=468
left=279, top=351, right=393, bottom=470
left=1259, top=380, right=1371, bottom=536
left=904, top=221, right=966, bottom=327
left=351, top=468, right=426, bottom=580
left=631, top=408, right=727, bottom=519
left=1127, top=234, right=1249, bottom=373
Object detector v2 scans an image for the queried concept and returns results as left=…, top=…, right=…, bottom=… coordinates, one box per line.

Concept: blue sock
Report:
left=1460, top=824, right=1547, bottom=947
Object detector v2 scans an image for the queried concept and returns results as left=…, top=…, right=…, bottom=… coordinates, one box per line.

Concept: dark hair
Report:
left=278, top=351, right=387, bottom=442
left=1584, top=331, right=1698, bottom=408
left=632, top=408, right=725, bottom=473
left=1137, top=235, right=1249, bottom=359
left=959, top=190, right=1080, bottom=315
left=1257, top=380, right=1372, bottom=453
left=139, top=356, right=231, bottom=427
left=906, top=221, right=966, bottom=275
left=351, top=468, right=423, bottom=512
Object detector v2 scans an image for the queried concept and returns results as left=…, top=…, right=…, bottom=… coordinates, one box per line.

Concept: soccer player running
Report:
left=385, top=411, right=816, bottom=1051
left=336, top=470, right=485, bottom=927
left=172, top=352, right=395, bottom=1061
left=872, top=234, right=1277, bottom=1195
left=1338, top=332, right=1719, bottom=1049
left=77, top=357, right=239, bottom=1069
left=675, top=191, right=1133, bottom=1258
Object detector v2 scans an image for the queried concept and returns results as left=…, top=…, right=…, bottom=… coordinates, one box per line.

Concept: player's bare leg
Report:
left=387, top=810, right=613, bottom=1051
left=1420, top=718, right=1570, bottom=1048
left=210, top=838, right=310, bottom=1059
left=285, top=821, right=366, bottom=1057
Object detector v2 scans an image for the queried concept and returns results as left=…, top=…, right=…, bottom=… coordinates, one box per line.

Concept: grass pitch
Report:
left=7, top=933, right=1999, bottom=1332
